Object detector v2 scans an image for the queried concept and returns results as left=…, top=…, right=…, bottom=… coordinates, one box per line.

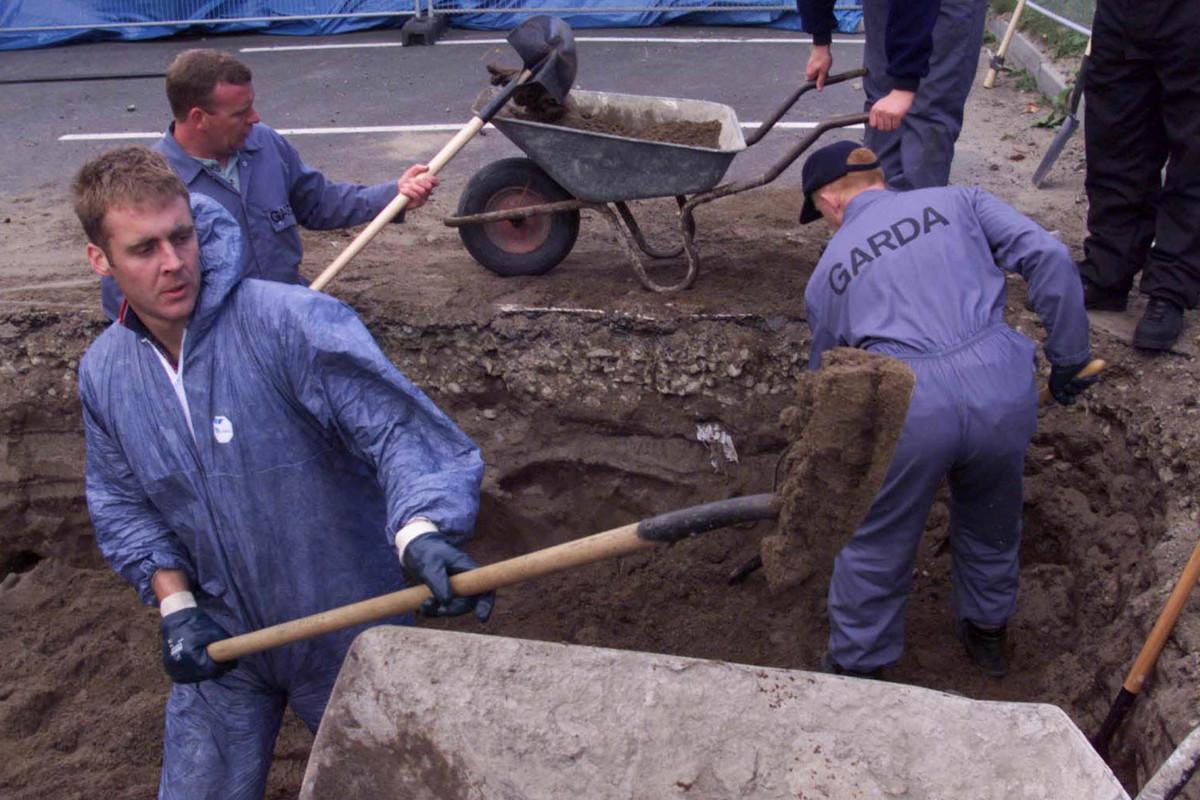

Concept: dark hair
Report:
left=166, top=49, right=253, bottom=120
left=72, top=146, right=188, bottom=248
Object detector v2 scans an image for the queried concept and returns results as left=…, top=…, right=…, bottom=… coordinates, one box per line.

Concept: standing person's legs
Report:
left=1136, top=11, right=1200, bottom=315
left=860, top=0, right=902, bottom=180
left=862, top=0, right=988, bottom=189
left=159, top=670, right=287, bottom=800
left=826, top=366, right=958, bottom=672
left=1079, top=5, right=1167, bottom=304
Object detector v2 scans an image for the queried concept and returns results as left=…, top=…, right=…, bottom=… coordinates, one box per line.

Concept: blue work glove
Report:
left=160, top=607, right=237, bottom=683
left=1049, top=361, right=1099, bottom=406
left=402, top=533, right=494, bottom=622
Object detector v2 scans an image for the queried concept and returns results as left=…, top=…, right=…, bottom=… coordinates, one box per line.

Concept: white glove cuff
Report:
left=160, top=590, right=197, bottom=618
left=395, top=518, right=439, bottom=562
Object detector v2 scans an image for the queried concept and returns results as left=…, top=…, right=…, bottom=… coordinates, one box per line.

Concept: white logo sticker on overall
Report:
left=212, top=416, right=234, bottom=444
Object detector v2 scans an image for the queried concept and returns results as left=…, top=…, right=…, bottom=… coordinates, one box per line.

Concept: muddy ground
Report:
left=2, top=49, right=1199, bottom=800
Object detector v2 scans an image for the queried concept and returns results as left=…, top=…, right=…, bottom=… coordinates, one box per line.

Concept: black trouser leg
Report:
left=1079, top=8, right=1167, bottom=295
left=1136, top=18, right=1200, bottom=309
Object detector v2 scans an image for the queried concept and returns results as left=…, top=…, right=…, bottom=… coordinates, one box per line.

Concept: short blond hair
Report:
left=821, top=147, right=886, bottom=196
left=72, top=146, right=188, bottom=248
left=166, top=49, right=253, bottom=120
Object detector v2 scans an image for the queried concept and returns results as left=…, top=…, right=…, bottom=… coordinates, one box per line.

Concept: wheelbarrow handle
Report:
left=745, top=68, right=867, bottom=146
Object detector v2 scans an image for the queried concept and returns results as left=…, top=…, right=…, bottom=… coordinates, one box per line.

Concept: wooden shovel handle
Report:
left=984, top=0, right=1027, bottom=89
left=1039, top=358, right=1106, bottom=406
left=207, top=493, right=780, bottom=663
left=308, top=117, right=485, bottom=292
left=1124, top=536, right=1200, bottom=694
left=207, top=520, right=648, bottom=662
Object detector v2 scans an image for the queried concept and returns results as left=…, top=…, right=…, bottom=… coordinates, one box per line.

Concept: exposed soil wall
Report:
left=1, top=295, right=1197, bottom=798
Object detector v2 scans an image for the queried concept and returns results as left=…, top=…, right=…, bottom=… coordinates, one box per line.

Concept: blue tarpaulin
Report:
left=1, top=1, right=861, bottom=51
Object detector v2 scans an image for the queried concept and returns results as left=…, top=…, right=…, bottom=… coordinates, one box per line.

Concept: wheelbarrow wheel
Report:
left=457, top=157, right=580, bottom=277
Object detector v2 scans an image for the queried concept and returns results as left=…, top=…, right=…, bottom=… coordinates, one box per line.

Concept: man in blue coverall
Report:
left=74, top=145, right=490, bottom=798
left=101, top=48, right=437, bottom=318
left=798, top=0, right=989, bottom=190
left=799, top=141, right=1095, bottom=677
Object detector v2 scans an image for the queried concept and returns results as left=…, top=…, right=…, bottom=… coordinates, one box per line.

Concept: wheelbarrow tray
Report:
left=474, top=87, right=747, bottom=203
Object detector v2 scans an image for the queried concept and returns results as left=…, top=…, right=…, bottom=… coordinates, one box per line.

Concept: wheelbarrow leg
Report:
left=594, top=204, right=698, bottom=293
left=612, top=198, right=686, bottom=260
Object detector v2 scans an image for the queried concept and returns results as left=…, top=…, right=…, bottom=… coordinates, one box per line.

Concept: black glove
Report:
left=402, top=533, right=494, bottom=622
left=1049, top=361, right=1099, bottom=406
left=160, top=607, right=237, bottom=683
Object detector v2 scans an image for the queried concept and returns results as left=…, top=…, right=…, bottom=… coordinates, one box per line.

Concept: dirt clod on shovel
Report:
left=762, top=348, right=915, bottom=592
left=487, top=64, right=568, bottom=121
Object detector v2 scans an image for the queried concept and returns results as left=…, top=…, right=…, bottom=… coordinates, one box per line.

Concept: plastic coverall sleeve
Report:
left=278, top=133, right=398, bottom=231
left=81, top=393, right=195, bottom=604
left=971, top=188, right=1091, bottom=366
left=277, top=293, right=483, bottom=545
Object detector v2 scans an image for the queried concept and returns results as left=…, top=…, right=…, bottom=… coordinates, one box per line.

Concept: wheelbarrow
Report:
left=444, top=69, right=868, bottom=292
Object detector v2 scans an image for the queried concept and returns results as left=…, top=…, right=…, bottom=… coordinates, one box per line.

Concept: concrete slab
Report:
left=302, top=627, right=1129, bottom=800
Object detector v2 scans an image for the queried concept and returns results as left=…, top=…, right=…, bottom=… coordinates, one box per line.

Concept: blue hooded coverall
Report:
left=100, top=122, right=401, bottom=318
left=80, top=195, right=483, bottom=799
left=804, top=186, right=1090, bottom=672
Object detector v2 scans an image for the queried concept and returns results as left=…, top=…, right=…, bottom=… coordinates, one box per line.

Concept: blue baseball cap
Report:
left=799, top=140, right=881, bottom=224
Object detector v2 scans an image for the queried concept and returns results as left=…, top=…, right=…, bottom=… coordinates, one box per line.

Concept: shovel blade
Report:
left=507, top=15, right=577, bottom=103
left=1032, top=113, right=1079, bottom=188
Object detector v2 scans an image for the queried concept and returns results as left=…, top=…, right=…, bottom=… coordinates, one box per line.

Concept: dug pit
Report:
left=0, top=299, right=1193, bottom=798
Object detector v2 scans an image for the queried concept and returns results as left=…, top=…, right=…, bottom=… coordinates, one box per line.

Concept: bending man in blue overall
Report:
left=101, top=48, right=437, bottom=318
left=74, top=146, right=489, bottom=799
left=799, top=141, right=1095, bottom=677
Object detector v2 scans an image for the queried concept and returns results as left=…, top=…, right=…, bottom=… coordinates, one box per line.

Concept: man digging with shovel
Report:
left=794, top=140, right=1096, bottom=678
left=73, top=146, right=491, bottom=800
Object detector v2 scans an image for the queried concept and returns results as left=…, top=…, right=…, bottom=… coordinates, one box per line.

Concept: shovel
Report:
left=984, top=0, right=1026, bottom=90
left=308, top=15, right=577, bottom=293
left=207, top=494, right=781, bottom=662
left=1032, top=38, right=1090, bottom=188
left=1091, top=530, right=1200, bottom=762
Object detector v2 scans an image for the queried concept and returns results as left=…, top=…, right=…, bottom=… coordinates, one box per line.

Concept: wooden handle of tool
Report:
left=208, top=521, right=650, bottom=662
left=1123, top=537, right=1200, bottom=694
left=308, top=115, right=487, bottom=293
left=984, top=0, right=1027, bottom=89
left=1039, top=358, right=1106, bottom=406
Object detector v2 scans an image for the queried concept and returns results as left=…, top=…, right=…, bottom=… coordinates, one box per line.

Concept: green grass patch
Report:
left=989, top=0, right=1089, bottom=58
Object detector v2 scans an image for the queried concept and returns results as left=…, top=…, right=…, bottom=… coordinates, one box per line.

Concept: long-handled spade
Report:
left=307, top=15, right=577, bottom=293
left=1091, top=532, right=1200, bottom=762
left=1032, top=37, right=1091, bottom=188
left=208, top=350, right=916, bottom=665
left=208, top=495, right=783, bottom=663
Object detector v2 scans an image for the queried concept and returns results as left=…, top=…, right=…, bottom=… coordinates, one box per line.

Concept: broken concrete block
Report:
left=302, top=627, right=1127, bottom=800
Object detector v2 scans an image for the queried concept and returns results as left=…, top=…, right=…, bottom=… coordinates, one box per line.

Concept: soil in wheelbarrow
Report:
left=517, top=100, right=723, bottom=149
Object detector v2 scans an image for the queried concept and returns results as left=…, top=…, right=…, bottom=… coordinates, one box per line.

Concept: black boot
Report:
left=1081, top=277, right=1129, bottom=312
left=1133, top=297, right=1184, bottom=351
left=820, top=652, right=883, bottom=680
left=955, top=619, right=1008, bottom=678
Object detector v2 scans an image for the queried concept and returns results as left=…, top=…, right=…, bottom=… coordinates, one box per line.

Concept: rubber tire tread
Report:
left=456, top=157, right=580, bottom=277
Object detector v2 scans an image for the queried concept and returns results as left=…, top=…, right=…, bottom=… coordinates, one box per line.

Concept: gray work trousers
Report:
left=861, top=0, right=989, bottom=189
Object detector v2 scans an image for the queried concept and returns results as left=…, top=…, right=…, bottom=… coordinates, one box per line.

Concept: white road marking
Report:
left=239, top=35, right=864, bottom=52
left=59, top=120, right=862, bottom=142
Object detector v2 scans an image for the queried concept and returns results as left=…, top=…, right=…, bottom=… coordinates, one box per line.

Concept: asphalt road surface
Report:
left=0, top=25, right=867, bottom=199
